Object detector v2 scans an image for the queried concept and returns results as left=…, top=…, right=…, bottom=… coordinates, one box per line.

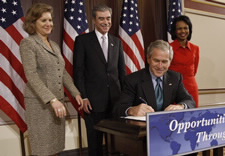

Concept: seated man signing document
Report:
left=114, top=40, right=196, bottom=117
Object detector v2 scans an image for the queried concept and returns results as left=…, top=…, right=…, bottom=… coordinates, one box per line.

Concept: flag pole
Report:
left=78, top=113, right=83, bottom=156
left=20, top=131, right=26, bottom=156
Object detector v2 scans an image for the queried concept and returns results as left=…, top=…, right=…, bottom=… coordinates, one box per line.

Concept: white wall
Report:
left=185, top=8, right=225, bottom=108
left=0, top=124, right=23, bottom=156
left=185, top=9, right=225, bottom=89
left=0, top=118, right=87, bottom=156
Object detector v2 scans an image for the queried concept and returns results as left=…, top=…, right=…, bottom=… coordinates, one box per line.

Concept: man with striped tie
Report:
left=114, top=40, right=196, bottom=117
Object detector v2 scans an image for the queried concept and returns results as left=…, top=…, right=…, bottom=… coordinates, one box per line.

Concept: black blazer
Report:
left=114, top=68, right=196, bottom=117
left=73, top=31, right=126, bottom=112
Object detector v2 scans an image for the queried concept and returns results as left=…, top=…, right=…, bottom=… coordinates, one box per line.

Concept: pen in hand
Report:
left=139, top=97, right=155, bottom=113
left=139, top=97, right=147, bottom=104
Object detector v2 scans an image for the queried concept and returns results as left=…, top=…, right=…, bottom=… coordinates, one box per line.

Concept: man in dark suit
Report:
left=73, top=4, right=126, bottom=156
left=114, top=40, right=196, bottom=117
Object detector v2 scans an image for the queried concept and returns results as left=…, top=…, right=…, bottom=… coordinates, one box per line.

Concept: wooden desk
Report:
left=95, top=119, right=146, bottom=156
left=95, top=119, right=224, bottom=156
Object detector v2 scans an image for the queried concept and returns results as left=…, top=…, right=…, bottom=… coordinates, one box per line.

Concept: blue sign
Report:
left=147, top=106, right=225, bottom=156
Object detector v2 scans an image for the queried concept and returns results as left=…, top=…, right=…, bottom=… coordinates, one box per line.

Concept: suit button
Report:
left=107, top=85, right=109, bottom=87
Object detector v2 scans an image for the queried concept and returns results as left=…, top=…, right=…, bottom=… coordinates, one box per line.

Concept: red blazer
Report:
left=169, top=39, right=200, bottom=107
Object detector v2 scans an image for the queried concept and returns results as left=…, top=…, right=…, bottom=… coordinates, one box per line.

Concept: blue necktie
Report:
left=155, top=77, right=163, bottom=111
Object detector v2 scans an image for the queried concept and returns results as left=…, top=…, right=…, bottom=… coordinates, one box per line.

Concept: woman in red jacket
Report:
left=169, top=15, right=200, bottom=107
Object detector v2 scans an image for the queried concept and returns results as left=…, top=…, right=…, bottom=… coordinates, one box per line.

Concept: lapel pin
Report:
left=169, top=83, right=172, bottom=86
left=111, top=43, right=114, bottom=46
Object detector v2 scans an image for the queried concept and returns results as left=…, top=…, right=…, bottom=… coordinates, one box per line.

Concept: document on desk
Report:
left=122, top=116, right=146, bottom=121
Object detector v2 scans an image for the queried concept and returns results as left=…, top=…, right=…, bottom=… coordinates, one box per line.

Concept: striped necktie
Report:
left=155, top=77, right=163, bottom=111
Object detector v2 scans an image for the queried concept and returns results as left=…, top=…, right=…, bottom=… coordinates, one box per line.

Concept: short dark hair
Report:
left=92, top=4, right=112, bottom=18
left=23, top=3, right=53, bottom=35
left=170, top=15, right=192, bottom=41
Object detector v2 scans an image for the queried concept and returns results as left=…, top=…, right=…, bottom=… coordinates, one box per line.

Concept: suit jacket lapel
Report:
left=163, top=73, right=173, bottom=107
left=107, top=34, right=115, bottom=64
left=91, top=31, right=107, bottom=64
left=140, top=69, right=175, bottom=110
left=141, top=69, right=158, bottom=110
left=33, top=34, right=56, bottom=56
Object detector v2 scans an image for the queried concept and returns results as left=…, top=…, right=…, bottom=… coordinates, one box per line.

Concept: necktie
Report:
left=101, top=35, right=108, bottom=62
left=155, top=77, right=163, bottom=111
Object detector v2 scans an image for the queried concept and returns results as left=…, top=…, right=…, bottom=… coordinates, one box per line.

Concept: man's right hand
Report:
left=127, top=104, right=155, bottom=116
left=83, top=99, right=92, bottom=114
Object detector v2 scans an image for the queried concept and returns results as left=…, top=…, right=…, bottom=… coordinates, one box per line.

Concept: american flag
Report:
left=167, top=0, right=182, bottom=41
left=62, top=0, right=88, bottom=115
left=119, top=0, right=145, bottom=74
left=0, top=0, right=28, bottom=132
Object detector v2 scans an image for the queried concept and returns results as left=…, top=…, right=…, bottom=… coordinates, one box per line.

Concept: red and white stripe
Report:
left=62, top=19, right=88, bottom=76
left=62, top=18, right=88, bottom=116
left=0, top=18, right=28, bottom=132
left=119, top=26, right=145, bottom=74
